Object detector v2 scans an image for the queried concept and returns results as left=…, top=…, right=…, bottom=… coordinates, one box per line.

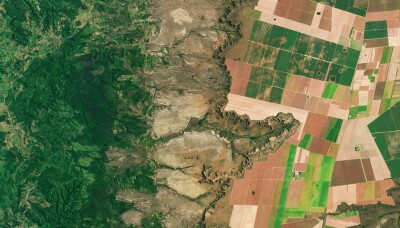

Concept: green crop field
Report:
left=258, top=83, right=271, bottom=101
left=381, top=46, right=393, bottom=64
left=244, top=20, right=359, bottom=92
left=251, top=20, right=273, bottom=44
left=364, top=29, right=388, bottom=40
left=248, top=43, right=266, bottom=65
left=369, top=102, right=400, bottom=177
left=322, top=83, right=339, bottom=99
left=273, top=71, right=289, bottom=88
left=268, top=26, right=287, bottom=48
left=299, top=134, right=313, bottom=150
left=324, top=118, right=343, bottom=142
left=269, top=87, right=284, bottom=104
left=245, top=81, right=260, bottom=98
left=281, top=29, right=299, bottom=51
left=275, top=50, right=292, bottom=72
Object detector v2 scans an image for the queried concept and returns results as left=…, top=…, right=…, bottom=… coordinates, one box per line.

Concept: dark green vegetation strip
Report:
left=381, top=46, right=393, bottom=64
left=324, top=118, right=343, bottom=142
left=299, top=134, right=313, bottom=150
left=364, top=21, right=388, bottom=40
left=0, top=0, right=162, bottom=226
left=322, top=83, right=338, bottom=99
left=365, top=20, right=387, bottom=31
left=369, top=102, right=400, bottom=177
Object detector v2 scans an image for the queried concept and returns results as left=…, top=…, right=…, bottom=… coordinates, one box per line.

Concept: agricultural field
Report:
left=224, top=0, right=400, bottom=227
left=369, top=102, right=400, bottom=177
left=229, top=142, right=333, bottom=227
left=312, top=0, right=368, bottom=16
left=4, top=0, right=400, bottom=227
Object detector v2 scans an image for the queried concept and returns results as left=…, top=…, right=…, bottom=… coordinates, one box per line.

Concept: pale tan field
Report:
left=229, top=205, right=258, bottom=228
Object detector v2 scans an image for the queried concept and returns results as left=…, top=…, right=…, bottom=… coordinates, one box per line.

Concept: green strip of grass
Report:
left=322, top=82, right=338, bottom=99
left=381, top=46, right=393, bottom=64
left=299, top=134, right=313, bottom=149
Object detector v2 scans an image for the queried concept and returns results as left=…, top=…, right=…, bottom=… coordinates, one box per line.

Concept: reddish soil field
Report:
left=303, top=96, right=320, bottom=113
left=306, top=112, right=333, bottom=128
left=258, top=180, right=279, bottom=205
left=225, top=59, right=252, bottom=95
left=298, top=77, right=311, bottom=94
left=292, top=93, right=307, bottom=110
left=281, top=89, right=296, bottom=106
left=275, top=2, right=289, bottom=17
left=230, top=145, right=288, bottom=206
left=319, top=18, right=332, bottom=31
left=293, top=163, right=307, bottom=172
left=244, top=161, right=267, bottom=179
left=361, top=158, right=376, bottom=181
left=254, top=205, right=273, bottom=228
left=378, top=63, right=389, bottom=82
left=268, top=146, right=285, bottom=166
left=287, top=131, right=302, bottom=145
left=308, top=137, right=332, bottom=156
left=286, top=181, right=305, bottom=206
left=272, top=167, right=286, bottom=180
left=331, top=160, right=366, bottom=186
left=246, top=180, right=264, bottom=204
left=302, top=123, right=328, bottom=139
left=231, top=179, right=250, bottom=204
left=264, top=165, right=274, bottom=180
left=365, top=38, right=389, bottom=48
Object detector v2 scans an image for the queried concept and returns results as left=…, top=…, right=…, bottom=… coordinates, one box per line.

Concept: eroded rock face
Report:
left=156, top=169, right=211, bottom=199
left=116, top=190, right=155, bottom=212
left=156, top=188, right=203, bottom=227
left=121, top=210, right=144, bottom=226
left=117, top=188, right=203, bottom=228
left=152, top=93, right=209, bottom=138
left=170, top=8, right=193, bottom=25
left=106, top=146, right=145, bottom=169
left=151, top=0, right=218, bottom=46
left=154, top=131, right=233, bottom=169
left=117, top=0, right=301, bottom=226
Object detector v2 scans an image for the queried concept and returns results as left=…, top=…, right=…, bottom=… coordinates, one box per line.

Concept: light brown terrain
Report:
left=152, top=93, right=209, bottom=138
left=117, top=0, right=300, bottom=226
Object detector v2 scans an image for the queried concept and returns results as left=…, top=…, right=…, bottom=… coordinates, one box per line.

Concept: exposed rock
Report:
left=121, top=210, right=144, bottom=226
left=170, top=8, right=193, bottom=25
left=156, top=188, right=203, bottom=227
left=156, top=169, right=211, bottom=199
left=154, top=131, right=233, bottom=170
left=152, top=93, right=209, bottom=138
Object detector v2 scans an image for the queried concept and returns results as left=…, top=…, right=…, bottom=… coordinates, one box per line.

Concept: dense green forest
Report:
left=0, top=0, right=161, bottom=226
